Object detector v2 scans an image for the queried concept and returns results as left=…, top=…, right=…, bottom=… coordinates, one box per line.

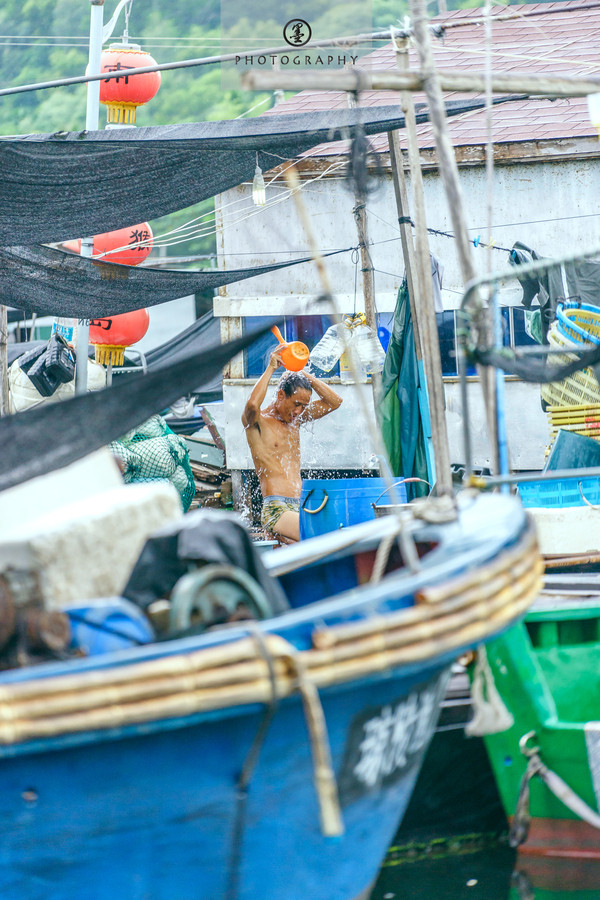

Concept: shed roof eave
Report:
left=281, top=135, right=600, bottom=175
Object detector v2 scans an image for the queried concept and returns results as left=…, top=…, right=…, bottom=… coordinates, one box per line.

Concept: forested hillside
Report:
left=0, top=0, right=534, bottom=258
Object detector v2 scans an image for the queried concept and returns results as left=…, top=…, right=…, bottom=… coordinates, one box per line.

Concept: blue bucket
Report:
left=299, top=477, right=407, bottom=539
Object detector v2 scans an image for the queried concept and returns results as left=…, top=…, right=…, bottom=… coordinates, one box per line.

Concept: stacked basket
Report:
left=546, top=403, right=600, bottom=442
left=541, top=303, right=600, bottom=408
left=542, top=303, right=600, bottom=453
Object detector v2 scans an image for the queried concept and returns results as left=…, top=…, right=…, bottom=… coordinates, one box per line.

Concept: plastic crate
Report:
left=518, top=477, right=600, bottom=508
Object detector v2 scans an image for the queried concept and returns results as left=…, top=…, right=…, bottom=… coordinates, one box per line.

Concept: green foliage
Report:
left=0, top=0, right=529, bottom=258
left=372, top=0, right=410, bottom=28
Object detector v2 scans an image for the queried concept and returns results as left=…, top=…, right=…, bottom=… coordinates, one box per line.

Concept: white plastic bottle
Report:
left=352, top=318, right=386, bottom=375
left=309, top=323, right=344, bottom=373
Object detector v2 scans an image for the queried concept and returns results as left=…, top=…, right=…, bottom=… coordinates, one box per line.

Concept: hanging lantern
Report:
left=63, top=222, right=153, bottom=266
left=89, top=309, right=150, bottom=366
left=99, top=44, right=161, bottom=125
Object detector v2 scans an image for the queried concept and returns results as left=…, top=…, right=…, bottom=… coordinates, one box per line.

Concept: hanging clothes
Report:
left=431, top=254, right=445, bottom=313
left=509, top=241, right=600, bottom=343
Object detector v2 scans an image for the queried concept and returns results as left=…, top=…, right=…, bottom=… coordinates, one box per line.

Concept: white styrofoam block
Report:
left=0, top=450, right=124, bottom=541
left=0, top=481, right=183, bottom=609
left=530, top=506, right=600, bottom=556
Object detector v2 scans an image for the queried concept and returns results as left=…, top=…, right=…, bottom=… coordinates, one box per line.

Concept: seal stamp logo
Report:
left=283, top=19, right=312, bottom=47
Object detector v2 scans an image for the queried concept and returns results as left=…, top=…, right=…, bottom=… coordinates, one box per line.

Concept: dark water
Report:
left=365, top=724, right=600, bottom=900
left=370, top=843, right=600, bottom=900
left=370, top=843, right=516, bottom=900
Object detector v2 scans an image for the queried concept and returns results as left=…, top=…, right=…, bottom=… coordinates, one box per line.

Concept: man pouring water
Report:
left=242, top=346, right=342, bottom=542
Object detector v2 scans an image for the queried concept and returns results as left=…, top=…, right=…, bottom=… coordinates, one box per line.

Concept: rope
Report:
left=370, top=530, right=398, bottom=584
left=510, top=754, right=543, bottom=848
left=274, top=638, right=344, bottom=838
left=465, top=644, right=513, bottom=737
left=510, top=732, right=600, bottom=848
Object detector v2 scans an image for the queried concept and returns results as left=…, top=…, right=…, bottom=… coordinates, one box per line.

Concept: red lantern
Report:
left=63, top=222, right=153, bottom=266
left=89, top=309, right=150, bottom=366
left=99, top=44, right=161, bottom=125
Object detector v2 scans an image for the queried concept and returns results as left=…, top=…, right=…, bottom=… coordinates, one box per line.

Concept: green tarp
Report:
left=379, top=280, right=429, bottom=500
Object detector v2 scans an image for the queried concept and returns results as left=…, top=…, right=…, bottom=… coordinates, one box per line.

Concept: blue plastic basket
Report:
left=556, top=303, right=600, bottom=347
left=518, top=477, right=600, bottom=508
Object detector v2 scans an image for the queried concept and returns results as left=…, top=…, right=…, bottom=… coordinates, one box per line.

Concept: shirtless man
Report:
left=242, top=349, right=343, bottom=541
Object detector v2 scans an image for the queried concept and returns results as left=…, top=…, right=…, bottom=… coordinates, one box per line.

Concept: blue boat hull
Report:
left=0, top=492, right=542, bottom=899
left=0, top=665, right=448, bottom=900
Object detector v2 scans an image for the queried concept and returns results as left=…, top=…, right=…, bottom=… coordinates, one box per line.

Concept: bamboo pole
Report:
left=243, top=66, right=600, bottom=99
left=313, top=520, right=538, bottom=645
left=388, top=36, right=452, bottom=495
left=0, top=580, right=538, bottom=743
left=281, top=162, right=422, bottom=572
left=0, top=306, right=8, bottom=416
left=346, top=93, right=381, bottom=402
left=353, top=201, right=377, bottom=333
left=0, top=521, right=541, bottom=735
left=387, top=131, right=421, bottom=357
left=2, top=547, right=541, bottom=726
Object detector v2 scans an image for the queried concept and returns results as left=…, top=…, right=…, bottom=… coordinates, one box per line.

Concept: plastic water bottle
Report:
left=309, top=323, right=345, bottom=373
left=352, top=319, right=386, bottom=375
left=339, top=350, right=367, bottom=383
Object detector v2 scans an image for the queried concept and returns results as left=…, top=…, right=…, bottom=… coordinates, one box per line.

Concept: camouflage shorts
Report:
left=261, top=495, right=300, bottom=533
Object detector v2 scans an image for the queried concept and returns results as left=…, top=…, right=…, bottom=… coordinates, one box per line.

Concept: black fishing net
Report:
left=0, top=244, right=324, bottom=319
left=0, top=96, right=525, bottom=247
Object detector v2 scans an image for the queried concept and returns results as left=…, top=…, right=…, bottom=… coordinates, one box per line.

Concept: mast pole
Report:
left=75, top=0, right=104, bottom=395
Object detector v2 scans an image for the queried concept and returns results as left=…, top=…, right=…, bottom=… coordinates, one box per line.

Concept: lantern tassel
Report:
left=94, top=345, right=126, bottom=367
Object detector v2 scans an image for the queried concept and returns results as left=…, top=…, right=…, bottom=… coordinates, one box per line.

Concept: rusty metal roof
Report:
left=261, top=1, right=600, bottom=155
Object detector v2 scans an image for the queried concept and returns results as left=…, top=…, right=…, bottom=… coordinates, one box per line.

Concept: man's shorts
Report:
left=261, top=495, right=300, bottom=533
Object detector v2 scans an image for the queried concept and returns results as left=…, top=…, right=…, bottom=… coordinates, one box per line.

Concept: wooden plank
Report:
left=243, top=66, right=600, bottom=99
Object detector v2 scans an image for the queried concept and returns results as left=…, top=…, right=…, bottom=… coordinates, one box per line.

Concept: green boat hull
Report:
left=472, top=597, right=600, bottom=858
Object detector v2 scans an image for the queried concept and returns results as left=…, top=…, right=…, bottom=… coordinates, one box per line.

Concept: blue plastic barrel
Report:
left=299, top=477, right=407, bottom=539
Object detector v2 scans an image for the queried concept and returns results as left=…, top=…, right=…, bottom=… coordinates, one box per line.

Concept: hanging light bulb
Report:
left=252, top=154, right=266, bottom=206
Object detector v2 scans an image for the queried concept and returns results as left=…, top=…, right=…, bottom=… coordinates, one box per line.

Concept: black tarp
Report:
left=122, top=509, right=289, bottom=615
left=0, top=97, right=524, bottom=246
left=0, top=322, right=275, bottom=493
left=136, top=310, right=223, bottom=402
left=0, top=244, right=324, bottom=318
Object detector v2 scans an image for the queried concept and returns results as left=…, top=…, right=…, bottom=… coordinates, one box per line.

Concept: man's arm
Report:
left=242, top=350, right=281, bottom=428
left=298, top=371, right=343, bottom=423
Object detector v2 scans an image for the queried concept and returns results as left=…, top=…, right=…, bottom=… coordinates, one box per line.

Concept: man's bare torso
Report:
left=244, top=411, right=302, bottom=498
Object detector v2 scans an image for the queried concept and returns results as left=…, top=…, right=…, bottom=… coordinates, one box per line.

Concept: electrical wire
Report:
left=92, top=157, right=348, bottom=258
left=437, top=41, right=600, bottom=73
